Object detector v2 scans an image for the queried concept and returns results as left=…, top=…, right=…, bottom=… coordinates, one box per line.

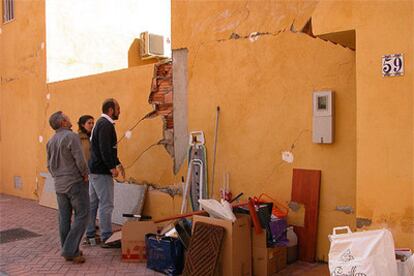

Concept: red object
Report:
left=122, top=244, right=146, bottom=261
left=291, top=168, right=321, bottom=262
left=224, top=192, right=232, bottom=202
left=248, top=198, right=262, bottom=235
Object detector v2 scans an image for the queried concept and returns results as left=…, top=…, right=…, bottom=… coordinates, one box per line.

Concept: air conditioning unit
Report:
left=140, top=32, right=165, bottom=60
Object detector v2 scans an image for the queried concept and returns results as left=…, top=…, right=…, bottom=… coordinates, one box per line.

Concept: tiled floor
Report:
left=0, top=194, right=162, bottom=276
left=0, top=194, right=329, bottom=275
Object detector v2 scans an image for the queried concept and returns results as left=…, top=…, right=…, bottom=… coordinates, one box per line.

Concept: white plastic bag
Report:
left=328, top=226, right=398, bottom=276
left=397, top=254, right=414, bottom=276
left=198, top=199, right=236, bottom=222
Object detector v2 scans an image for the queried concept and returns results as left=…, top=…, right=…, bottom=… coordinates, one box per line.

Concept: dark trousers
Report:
left=56, top=181, right=89, bottom=258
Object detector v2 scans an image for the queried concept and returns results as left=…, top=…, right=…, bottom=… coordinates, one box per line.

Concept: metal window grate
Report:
left=0, top=228, right=41, bottom=244
left=3, top=0, right=14, bottom=23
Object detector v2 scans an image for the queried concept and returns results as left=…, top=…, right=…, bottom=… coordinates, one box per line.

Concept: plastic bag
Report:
left=328, top=226, right=398, bottom=276
left=198, top=199, right=236, bottom=222
left=397, top=254, right=414, bottom=276
left=145, top=234, right=184, bottom=276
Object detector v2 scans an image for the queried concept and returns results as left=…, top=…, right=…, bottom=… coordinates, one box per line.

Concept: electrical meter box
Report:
left=312, top=91, right=334, bottom=144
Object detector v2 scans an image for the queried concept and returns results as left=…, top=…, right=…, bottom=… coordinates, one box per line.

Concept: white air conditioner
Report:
left=140, top=32, right=165, bottom=60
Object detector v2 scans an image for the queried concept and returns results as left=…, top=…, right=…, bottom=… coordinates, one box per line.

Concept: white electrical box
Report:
left=312, top=91, right=334, bottom=144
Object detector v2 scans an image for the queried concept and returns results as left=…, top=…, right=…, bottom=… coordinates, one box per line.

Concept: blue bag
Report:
left=145, top=234, right=184, bottom=275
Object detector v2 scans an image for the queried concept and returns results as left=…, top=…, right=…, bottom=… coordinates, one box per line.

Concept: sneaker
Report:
left=82, top=236, right=101, bottom=246
left=100, top=240, right=121, bottom=249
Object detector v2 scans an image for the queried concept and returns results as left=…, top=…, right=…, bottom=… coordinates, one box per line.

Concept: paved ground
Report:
left=0, top=194, right=329, bottom=275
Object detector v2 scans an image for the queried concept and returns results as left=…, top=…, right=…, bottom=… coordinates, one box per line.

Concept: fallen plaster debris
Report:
left=335, top=205, right=354, bottom=214
left=356, top=217, right=372, bottom=228
left=282, top=151, right=294, bottom=163
left=148, top=184, right=182, bottom=197
left=129, top=178, right=182, bottom=198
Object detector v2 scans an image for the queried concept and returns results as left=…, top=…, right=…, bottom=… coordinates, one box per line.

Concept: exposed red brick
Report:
left=163, top=92, right=173, bottom=104
left=148, top=60, right=174, bottom=155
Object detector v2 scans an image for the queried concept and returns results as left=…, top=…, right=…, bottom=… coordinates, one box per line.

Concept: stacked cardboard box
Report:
left=193, top=214, right=252, bottom=276
left=252, top=229, right=287, bottom=275
left=121, top=221, right=157, bottom=262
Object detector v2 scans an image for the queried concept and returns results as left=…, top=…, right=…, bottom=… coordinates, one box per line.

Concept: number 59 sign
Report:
left=382, top=54, right=404, bottom=77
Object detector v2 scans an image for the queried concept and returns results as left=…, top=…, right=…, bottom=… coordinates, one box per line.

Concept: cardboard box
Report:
left=252, top=246, right=287, bottom=276
left=252, top=228, right=267, bottom=248
left=252, top=225, right=287, bottom=275
left=192, top=214, right=251, bottom=276
left=121, top=220, right=157, bottom=262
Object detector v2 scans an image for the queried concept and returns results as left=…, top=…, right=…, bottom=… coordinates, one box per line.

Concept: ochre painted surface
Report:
left=3, top=0, right=411, bottom=260
left=0, top=1, right=174, bottom=199
left=313, top=0, right=414, bottom=250
left=45, top=66, right=175, bottom=187
left=172, top=1, right=356, bottom=260
left=1, top=0, right=357, bottom=261
left=1, top=0, right=46, bottom=199
left=142, top=190, right=182, bottom=220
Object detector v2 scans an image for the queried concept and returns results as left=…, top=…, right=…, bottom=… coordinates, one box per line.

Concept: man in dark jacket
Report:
left=47, top=111, right=89, bottom=263
left=86, top=98, right=125, bottom=247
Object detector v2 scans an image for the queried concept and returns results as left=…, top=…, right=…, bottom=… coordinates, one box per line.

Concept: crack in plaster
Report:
left=189, top=16, right=353, bottom=79
left=218, top=30, right=283, bottom=43
left=0, top=77, right=18, bottom=84
left=189, top=30, right=284, bottom=78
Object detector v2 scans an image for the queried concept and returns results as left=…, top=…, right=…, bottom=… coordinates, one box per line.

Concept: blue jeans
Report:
left=86, top=174, right=114, bottom=241
left=56, top=181, right=89, bottom=258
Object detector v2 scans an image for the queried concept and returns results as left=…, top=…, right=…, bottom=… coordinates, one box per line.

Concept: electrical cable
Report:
left=124, top=139, right=168, bottom=170
left=116, top=110, right=158, bottom=145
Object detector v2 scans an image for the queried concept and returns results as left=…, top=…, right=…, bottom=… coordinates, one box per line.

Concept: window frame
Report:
left=3, top=0, right=15, bottom=24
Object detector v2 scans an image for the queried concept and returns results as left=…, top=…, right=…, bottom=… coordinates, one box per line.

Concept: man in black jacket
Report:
left=86, top=98, right=125, bottom=247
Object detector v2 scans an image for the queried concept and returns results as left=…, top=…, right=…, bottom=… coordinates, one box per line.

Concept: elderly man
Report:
left=46, top=111, right=89, bottom=263
left=86, top=98, right=125, bottom=247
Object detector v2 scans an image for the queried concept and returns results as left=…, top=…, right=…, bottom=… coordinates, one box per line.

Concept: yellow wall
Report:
left=1, top=0, right=357, bottom=260
left=2, top=0, right=411, bottom=261
left=1, top=0, right=46, bottom=199
left=172, top=0, right=356, bottom=260
left=45, top=66, right=175, bottom=186
left=312, top=0, right=414, bottom=250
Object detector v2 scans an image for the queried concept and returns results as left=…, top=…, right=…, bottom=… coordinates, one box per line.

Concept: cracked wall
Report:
left=313, top=1, right=414, bottom=250
left=1, top=0, right=411, bottom=257
left=172, top=0, right=356, bottom=261
left=148, top=60, right=174, bottom=157
left=1, top=1, right=182, bottom=221
left=44, top=66, right=176, bottom=187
